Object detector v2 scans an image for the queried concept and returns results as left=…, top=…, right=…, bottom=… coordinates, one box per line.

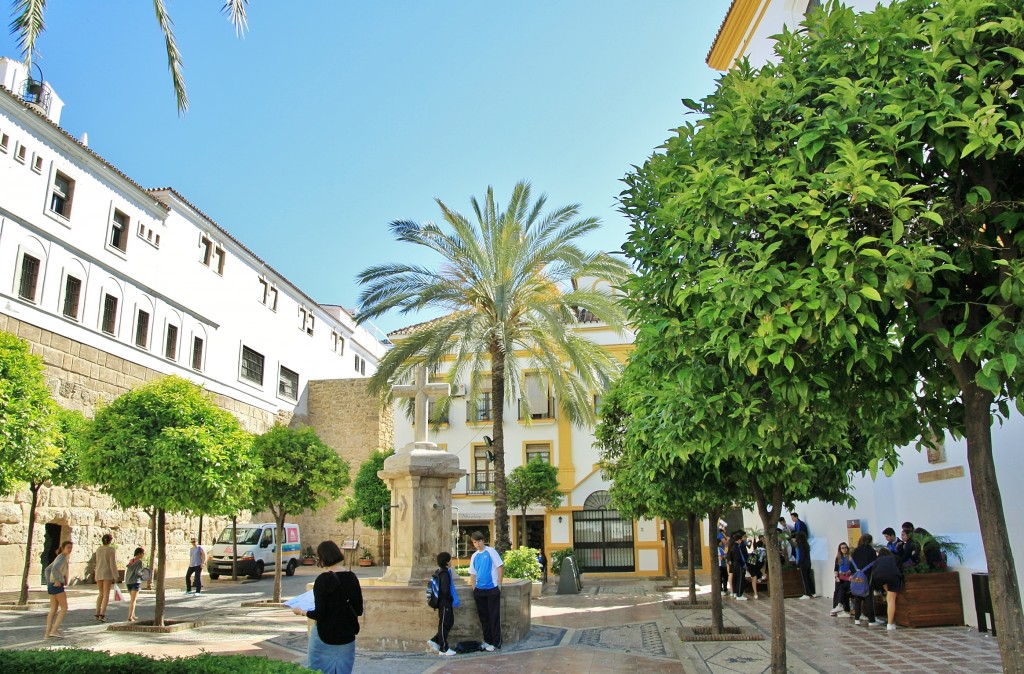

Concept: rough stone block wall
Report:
left=0, top=316, right=283, bottom=590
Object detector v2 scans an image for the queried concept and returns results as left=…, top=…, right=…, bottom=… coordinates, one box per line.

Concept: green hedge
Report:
left=0, top=650, right=309, bottom=673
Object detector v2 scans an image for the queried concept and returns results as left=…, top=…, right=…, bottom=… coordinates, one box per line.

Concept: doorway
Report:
left=41, top=523, right=63, bottom=577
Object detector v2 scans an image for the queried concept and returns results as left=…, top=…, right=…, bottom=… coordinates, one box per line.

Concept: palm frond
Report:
left=9, top=0, right=46, bottom=68
left=221, top=0, right=249, bottom=36
left=152, top=0, right=188, bottom=114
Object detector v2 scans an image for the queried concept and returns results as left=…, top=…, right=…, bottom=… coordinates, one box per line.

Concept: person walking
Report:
left=851, top=534, right=880, bottom=626
left=831, top=542, right=854, bottom=616
left=124, top=547, right=146, bottom=622
left=469, top=531, right=504, bottom=651
left=43, top=540, right=73, bottom=639
left=292, top=540, right=363, bottom=674
left=427, top=551, right=460, bottom=656
left=94, top=533, right=118, bottom=622
left=185, top=537, right=207, bottom=595
left=795, top=531, right=814, bottom=599
left=717, top=534, right=729, bottom=594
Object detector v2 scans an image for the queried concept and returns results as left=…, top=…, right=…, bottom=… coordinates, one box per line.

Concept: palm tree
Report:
left=357, top=181, right=631, bottom=552
left=9, top=0, right=249, bottom=114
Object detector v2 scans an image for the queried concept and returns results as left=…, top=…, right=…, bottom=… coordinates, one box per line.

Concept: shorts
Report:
left=126, top=583, right=141, bottom=591
left=47, top=583, right=65, bottom=595
left=875, top=576, right=904, bottom=593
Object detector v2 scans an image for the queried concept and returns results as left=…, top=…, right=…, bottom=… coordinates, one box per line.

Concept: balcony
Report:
left=466, top=472, right=494, bottom=495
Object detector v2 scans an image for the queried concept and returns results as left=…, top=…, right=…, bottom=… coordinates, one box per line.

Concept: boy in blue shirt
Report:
left=469, top=531, right=503, bottom=651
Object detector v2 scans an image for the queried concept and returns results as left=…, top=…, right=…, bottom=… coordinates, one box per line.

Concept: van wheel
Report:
left=250, top=561, right=264, bottom=580
left=285, top=560, right=297, bottom=577
left=208, top=573, right=220, bottom=580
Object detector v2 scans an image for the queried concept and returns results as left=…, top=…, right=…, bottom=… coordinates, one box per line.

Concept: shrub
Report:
left=502, top=546, right=541, bottom=581
left=550, top=548, right=575, bottom=575
left=0, top=650, right=309, bottom=673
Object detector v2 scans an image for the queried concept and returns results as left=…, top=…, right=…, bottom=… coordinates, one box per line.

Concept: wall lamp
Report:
left=557, top=516, right=563, bottom=524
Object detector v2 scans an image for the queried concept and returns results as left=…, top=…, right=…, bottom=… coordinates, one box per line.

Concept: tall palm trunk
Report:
left=17, top=483, right=41, bottom=605
left=490, top=345, right=510, bottom=553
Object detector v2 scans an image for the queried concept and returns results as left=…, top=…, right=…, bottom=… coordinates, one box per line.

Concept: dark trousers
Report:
left=719, top=565, right=729, bottom=592
left=185, top=565, right=202, bottom=593
left=432, top=602, right=455, bottom=651
left=473, top=587, right=502, bottom=647
left=852, top=592, right=876, bottom=621
left=732, top=568, right=745, bottom=597
left=833, top=580, right=851, bottom=610
left=799, top=564, right=813, bottom=596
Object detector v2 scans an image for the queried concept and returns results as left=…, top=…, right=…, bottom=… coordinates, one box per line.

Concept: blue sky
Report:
left=1, top=2, right=724, bottom=333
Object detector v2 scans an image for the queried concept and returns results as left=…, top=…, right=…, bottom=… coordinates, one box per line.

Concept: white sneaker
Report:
left=853, top=618, right=861, bottom=625
left=830, top=606, right=842, bottom=616
left=867, top=620, right=881, bottom=627
left=442, top=648, right=456, bottom=656
left=886, top=623, right=897, bottom=632
left=481, top=642, right=496, bottom=652
left=426, top=640, right=440, bottom=653
left=735, top=595, right=748, bottom=601
left=799, top=594, right=812, bottom=600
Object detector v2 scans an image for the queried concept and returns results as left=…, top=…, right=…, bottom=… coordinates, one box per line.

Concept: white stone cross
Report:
left=393, top=367, right=450, bottom=445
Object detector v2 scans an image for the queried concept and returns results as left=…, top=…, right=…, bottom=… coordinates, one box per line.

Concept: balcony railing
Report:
left=466, top=472, right=494, bottom=495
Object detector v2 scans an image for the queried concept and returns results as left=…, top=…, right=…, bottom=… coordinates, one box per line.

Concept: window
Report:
left=353, top=353, right=366, bottom=375
left=258, top=277, right=278, bottom=310
left=110, top=210, right=129, bottom=252
left=469, top=386, right=493, bottom=423
left=593, top=394, right=604, bottom=415
left=331, top=330, right=346, bottom=355
left=298, top=307, right=315, bottom=335
left=15, top=143, right=26, bottom=163
left=213, top=246, right=225, bottom=275
left=18, top=254, right=41, bottom=302
left=165, top=324, right=178, bottom=360
left=278, top=366, right=299, bottom=400
left=101, top=294, right=118, bottom=335
left=526, top=443, right=551, bottom=464
left=241, top=346, right=265, bottom=385
left=62, top=276, right=82, bottom=320
left=520, top=373, right=554, bottom=420
left=200, top=236, right=225, bottom=274
left=200, top=236, right=213, bottom=265
left=191, top=336, right=204, bottom=371
left=471, top=446, right=495, bottom=494
left=49, top=172, right=73, bottom=218
left=135, top=310, right=150, bottom=348
left=0, top=133, right=9, bottom=151
left=32, top=155, right=43, bottom=173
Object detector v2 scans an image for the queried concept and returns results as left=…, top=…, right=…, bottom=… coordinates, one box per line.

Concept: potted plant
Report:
left=502, top=546, right=543, bottom=598
left=358, top=547, right=373, bottom=567
left=875, top=534, right=966, bottom=627
left=301, top=545, right=317, bottom=566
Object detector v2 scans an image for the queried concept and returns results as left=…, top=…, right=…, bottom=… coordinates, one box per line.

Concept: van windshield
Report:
left=215, top=527, right=263, bottom=546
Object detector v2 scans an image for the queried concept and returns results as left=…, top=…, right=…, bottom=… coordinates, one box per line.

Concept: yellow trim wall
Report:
left=707, top=0, right=770, bottom=70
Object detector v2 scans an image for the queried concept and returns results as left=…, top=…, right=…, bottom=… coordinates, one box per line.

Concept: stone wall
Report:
left=0, top=316, right=286, bottom=590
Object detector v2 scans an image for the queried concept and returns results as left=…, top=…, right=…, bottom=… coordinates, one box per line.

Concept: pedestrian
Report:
left=795, top=530, right=813, bottom=599
left=94, top=533, right=118, bottom=622
left=44, top=540, right=73, bottom=639
left=873, top=548, right=904, bottom=631
left=830, top=542, right=853, bottom=616
left=427, top=551, right=460, bottom=656
left=729, top=531, right=748, bottom=601
left=185, top=536, right=207, bottom=595
left=717, top=533, right=728, bottom=594
left=125, top=547, right=146, bottom=622
left=746, top=538, right=766, bottom=599
left=882, top=527, right=900, bottom=553
left=851, top=534, right=880, bottom=626
left=469, top=530, right=503, bottom=651
left=292, top=540, right=363, bottom=674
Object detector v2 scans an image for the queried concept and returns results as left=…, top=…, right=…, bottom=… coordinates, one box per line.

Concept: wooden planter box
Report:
left=761, top=568, right=805, bottom=598
left=874, top=572, right=963, bottom=628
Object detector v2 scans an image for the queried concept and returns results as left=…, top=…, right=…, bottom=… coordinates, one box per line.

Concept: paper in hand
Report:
left=284, top=589, right=315, bottom=612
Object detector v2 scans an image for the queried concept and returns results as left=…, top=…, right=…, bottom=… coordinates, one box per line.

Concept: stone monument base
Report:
left=356, top=578, right=532, bottom=652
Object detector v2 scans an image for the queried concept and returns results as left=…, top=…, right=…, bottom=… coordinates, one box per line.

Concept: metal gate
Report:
left=572, top=491, right=635, bottom=572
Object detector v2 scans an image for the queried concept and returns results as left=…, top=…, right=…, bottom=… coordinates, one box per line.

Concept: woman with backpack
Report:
left=830, top=542, right=854, bottom=616
left=124, top=547, right=146, bottom=622
left=427, top=551, right=461, bottom=656
left=746, top=538, right=766, bottom=599
left=292, top=540, right=363, bottom=674
left=850, top=534, right=880, bottom=626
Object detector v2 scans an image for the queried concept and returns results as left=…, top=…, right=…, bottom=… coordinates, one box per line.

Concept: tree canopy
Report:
left=338, top=448, right=394, bottom=532
left=506, top=458, right=562, bottom=546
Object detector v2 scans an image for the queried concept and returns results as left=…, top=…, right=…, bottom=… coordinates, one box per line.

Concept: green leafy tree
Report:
left=622, top=1, right=1024, bottom=668
left=506, top=458, right=562, bottom=548
left=83, top=376, right=258, bottom=626
left=357, top=181, right=631, bottom=552
left=338, top=449, right=394, bottom=532
left=251, top=425, right=350, bottom=602
left=0, top=331, right=59, bottom=497
left=18, top=408, right=89, bottom=605
left=9, top=0, right=249, bottom=114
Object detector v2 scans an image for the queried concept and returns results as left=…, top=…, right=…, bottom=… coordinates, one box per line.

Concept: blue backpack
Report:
left=427, top=571, right=441, bottom=609
left=849, top=559, right=876, bottom=598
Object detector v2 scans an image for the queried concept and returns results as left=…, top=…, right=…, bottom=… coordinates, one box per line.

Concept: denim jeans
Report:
left=307, top=625, right=356, bottom=674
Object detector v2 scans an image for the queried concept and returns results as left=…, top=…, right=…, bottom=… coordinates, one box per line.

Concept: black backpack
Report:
left=427, top=570, right=441, bottom=609
left=454, top=640, right=482, bottom=653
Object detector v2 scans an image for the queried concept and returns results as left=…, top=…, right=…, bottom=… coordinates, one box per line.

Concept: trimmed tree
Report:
left=337, top=449, right=394, bottom=561
left=251, top=425, right=350, bottom=602
left=83, top=376, right=258, bottom=626
left=621, top=1, right=1024, bottom=667
left=506, top=458, right=562, bottom=548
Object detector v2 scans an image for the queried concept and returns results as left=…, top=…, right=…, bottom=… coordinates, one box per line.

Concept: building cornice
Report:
left=707, top=0, right=771, bottom=71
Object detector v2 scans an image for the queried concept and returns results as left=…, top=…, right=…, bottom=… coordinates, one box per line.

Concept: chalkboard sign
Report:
left=557, top=555, right=582, bottom=595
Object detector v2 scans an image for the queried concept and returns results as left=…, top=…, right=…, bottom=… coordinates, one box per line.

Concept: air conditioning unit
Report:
left=452, top=383, right=467, bottom=397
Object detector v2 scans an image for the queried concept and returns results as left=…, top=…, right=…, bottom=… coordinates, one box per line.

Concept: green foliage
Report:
left=0, top=331, right=59, bottom=496
left=0, top=649, right=310, bottom=673
left=251, top=425, right=350, bottom=519
left=337, top=448, right=393, bottom=531
left=502, top=546, right=541, bottom=581
left=550, top=548, right=575, bottom=575
left=49, top=407, right=90, bottom=489
left=84, top=376, right=258, bottom=516
left=357, top=181, right=631, bottom=551
left=506, top=459, right=562, bottom=514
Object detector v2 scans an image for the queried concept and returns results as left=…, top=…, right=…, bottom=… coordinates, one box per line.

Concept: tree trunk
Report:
left=147, top=508, right=156, bottom=591
left=962, top=384, right=1024, bottom=673
left=155, top=508, right=167, bottom=627
left=17, top=483, right=41, bottom=605
left=273, top=508, right=286, bottom=603
left=490, top=349, right=510, bottom=553
left=686, top=512, right=697, bottom=604
left=708, top=507, right=724, bottom=634
left=753, top=480, right=786, bottom=674
left=231, top=516, right=238, bottom=582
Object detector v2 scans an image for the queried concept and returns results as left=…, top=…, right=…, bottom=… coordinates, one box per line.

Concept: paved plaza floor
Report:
left=0, top=569, right=1004, bottom=673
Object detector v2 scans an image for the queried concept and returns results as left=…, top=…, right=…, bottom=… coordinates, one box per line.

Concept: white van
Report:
left=206, top=522, right=301, bottom=580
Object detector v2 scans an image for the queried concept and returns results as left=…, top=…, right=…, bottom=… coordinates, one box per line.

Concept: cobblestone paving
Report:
left=571, top=621, right=669, bottom=658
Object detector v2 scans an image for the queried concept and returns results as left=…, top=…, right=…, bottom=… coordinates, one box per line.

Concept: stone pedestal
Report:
left=377, top=444, right=464, bottom=585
